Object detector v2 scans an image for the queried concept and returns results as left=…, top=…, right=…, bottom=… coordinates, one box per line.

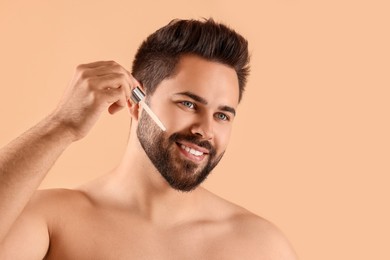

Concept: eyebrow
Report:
left=219, top=105, right=236, bottom=116
left=174, top=91, right=236, bottom=116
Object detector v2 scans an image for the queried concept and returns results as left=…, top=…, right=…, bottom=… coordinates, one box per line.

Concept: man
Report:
left=0, top=19, right=297, bottom=259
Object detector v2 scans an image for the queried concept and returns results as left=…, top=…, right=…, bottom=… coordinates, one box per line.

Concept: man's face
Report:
left=136, top=55, right=239, bottom=192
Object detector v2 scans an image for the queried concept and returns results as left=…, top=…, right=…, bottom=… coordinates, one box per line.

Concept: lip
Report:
left=176, top=142, right=207, bottom=163
left=176, top=141, right=210, bottom=154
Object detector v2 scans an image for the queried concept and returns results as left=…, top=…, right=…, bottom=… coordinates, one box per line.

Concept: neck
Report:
left=100, top=126, right=204, bottom=225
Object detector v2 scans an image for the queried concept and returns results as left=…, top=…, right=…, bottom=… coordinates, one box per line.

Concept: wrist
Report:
left=42, top=113, right=80, bottom=144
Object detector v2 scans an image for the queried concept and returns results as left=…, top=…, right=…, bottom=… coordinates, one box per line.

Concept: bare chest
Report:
left=45, top=211, right=250, bottom=260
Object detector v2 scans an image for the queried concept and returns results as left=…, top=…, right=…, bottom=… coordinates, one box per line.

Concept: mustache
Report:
left=169, top=133, right=214, bottom=153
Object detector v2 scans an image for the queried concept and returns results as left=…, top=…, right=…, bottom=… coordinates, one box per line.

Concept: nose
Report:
left=190, top=116, right=214, bottom=141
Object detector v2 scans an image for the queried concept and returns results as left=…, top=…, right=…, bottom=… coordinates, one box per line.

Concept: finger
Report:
left=81, top=67, right=127, bottom=84
left=128, top=72, right=141, bottom=87
left=100, top=85, right=128, bottom=104
left=85, top=62, right=128, bottom=76
left=91, top=71, right=132, bottom=102
left=114, top=69, right=135, bottom=98
left=101, top=82, right=130, bottom=115
left=78, top=62, right=132, bottom=96
left=79, top=60, right=118, bottom=69
left=90, top=73, right=130, bottom=91
left=79, top=65, right=132, bottom=104
left=118, top=69, right=133, bottom=100
left=105, top=89, right=128, bottom=114
left=108, top=102, right=124, bottom=114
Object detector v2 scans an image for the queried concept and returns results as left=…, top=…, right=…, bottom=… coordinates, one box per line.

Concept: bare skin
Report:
left=0, top=57, right=297, bottom=259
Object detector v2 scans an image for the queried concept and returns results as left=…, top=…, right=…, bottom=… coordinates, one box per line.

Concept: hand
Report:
left=51, top=60, right=138, bottom=141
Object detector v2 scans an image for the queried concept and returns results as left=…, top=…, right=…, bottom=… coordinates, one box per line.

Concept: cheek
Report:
left=214, top=124, right=232, bottom=151
left=153, top=102, right=192, bottom=130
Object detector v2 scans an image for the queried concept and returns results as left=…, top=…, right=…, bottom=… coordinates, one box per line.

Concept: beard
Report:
left=136, top=110, right=224, bottom=192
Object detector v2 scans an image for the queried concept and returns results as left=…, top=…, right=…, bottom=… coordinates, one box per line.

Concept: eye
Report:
left=215, top=113, right=230, bottom=121
left=180, top=101, right=195, bottom=109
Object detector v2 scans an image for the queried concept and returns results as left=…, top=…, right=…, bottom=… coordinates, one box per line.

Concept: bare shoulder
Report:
left=31, top=188, right=91, bottom=204
left=0, top=188, right=92, bottom=259
left=28, top=188, right=93, bottom=217
left=201, top=188, right=298, bottom=259
left=230, top=212, right=297, bottom=259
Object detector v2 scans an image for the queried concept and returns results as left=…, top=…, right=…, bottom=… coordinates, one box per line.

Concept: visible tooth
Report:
left=190, top=149, right=204, bottom=156
left=195, top=151, right=203, bottom=156
left=180, top=144, right=203, bottom=156
left=181, top=144, right=190, bottom=153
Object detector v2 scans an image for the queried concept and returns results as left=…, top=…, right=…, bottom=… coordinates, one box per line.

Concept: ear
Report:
left=127, top=98, right=141, bottom=120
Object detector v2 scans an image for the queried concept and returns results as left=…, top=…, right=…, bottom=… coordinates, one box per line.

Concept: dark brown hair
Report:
left=132, top=18, right=250, bottom=102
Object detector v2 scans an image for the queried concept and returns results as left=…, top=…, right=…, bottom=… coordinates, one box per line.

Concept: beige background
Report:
left=1, top=0, right=389, bottom=259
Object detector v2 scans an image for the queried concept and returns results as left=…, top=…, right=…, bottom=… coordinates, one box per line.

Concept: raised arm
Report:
left=0, top=61, right=136, bottom=257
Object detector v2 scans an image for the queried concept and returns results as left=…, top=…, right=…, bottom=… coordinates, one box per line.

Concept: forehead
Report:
left=154, top=55, right=240, bottom=107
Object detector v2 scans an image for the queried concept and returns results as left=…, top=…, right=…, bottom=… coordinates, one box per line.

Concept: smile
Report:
left=176, top=142, right=209, bottom=162
left=180, top=144, right=204, bottom=156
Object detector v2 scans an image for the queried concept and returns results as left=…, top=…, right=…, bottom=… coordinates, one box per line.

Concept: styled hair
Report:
left=132, top=18, right=250, bottom=102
